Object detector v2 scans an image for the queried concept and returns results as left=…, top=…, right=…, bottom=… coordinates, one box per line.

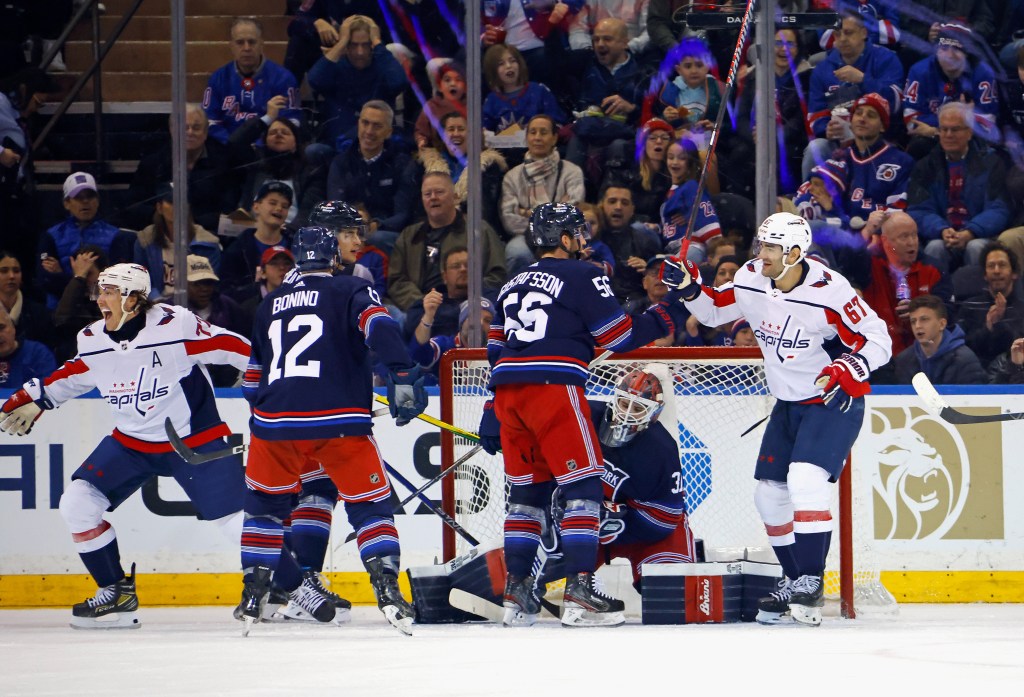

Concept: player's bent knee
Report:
left=753, top=479, right=791, bottom=522
left=243, top=488, right=293, bottom=521
left=345, top=500, right=393, bottom=531
left=507, top=502, right=546, bottom=524
left=296, top=494, right=335, bottom=511
left=58, top=478, right=111, bottom=532
left=787, top=462, right=831, bottom=510
left=559, top=476, right=602, bottom=503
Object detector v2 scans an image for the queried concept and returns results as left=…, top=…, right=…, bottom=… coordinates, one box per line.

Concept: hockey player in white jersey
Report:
left=0, top=263, right=254, bottom=629
left=662, top=213, right=892, bottom=626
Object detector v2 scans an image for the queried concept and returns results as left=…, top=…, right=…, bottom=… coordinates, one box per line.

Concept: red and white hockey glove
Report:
left=0, top=389, right=44, bottom=436
left=659, top=255, right=703, bottom=301
left=815, top=353, right=871, bottom=413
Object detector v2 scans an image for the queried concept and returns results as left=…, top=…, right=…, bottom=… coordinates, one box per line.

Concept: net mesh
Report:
left=441, top=350, right=896, bottom=615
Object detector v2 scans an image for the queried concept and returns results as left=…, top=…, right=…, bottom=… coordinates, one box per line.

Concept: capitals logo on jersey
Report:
left=108, top=366, right=170, bottom=416
left=754, top=316, right=812, bottom=362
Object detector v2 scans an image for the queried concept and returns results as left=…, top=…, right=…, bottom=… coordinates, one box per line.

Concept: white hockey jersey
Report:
left=684, top=259, right=892, bottom=402
left=23, top=304, right=251, bottom=451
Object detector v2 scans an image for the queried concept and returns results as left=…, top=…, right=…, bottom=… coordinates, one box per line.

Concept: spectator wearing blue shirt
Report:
left=0, top=305, right=56, bottom=388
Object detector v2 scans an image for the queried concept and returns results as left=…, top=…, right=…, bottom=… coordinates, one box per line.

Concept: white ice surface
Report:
left=1, top=605, right=1022, bottom=696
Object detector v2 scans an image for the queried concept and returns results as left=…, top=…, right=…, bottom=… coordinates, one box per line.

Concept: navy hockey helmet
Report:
left=292, top=226, right=339, bottom=272
left=599, top=369, right=665, bottom=447
left=527, top=202, right=590, bottom=250
left=309, top=200, right=368, bottom=239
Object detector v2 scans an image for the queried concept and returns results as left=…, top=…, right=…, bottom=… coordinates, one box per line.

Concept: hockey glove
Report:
left=386, top=365, right=428, bottom=426
left=815, top=353, right=871, bottom=413
left=660, top=255, right=703, bottom=301
left=478, top=400, right=502, bottom=455
left=0, top=389, right=44, bottom=436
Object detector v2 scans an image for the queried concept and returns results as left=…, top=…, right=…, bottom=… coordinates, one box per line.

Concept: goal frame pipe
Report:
left=439, top=346, right=855, bottom=618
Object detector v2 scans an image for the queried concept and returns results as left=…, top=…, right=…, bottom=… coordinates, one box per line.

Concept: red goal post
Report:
left=439, top=347, right=865, bottom=618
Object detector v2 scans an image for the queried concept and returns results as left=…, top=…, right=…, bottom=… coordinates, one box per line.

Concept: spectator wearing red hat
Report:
left=793, top=92, right=914, bottom=270
left=234, top=245, right=295, bottom=321
left=902, top=23, right=1000, bottom=160
left=730, top=319, right=757, bottom=347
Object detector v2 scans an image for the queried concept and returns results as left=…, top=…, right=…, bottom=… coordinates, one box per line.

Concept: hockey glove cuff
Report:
left=815, top=353, right=871, bottom=413
left=0, top=389, right=44, bottom=436
left=478, top=400, right=502, bottom=455
left=386, top=365, right=428, bottom=426
left=660, top=256, right=703, bottom=301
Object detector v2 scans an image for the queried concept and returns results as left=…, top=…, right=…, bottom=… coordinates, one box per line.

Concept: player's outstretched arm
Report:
left=0, top=387, right=47, bottom=436
left=660, top=256, right=743, bottom=330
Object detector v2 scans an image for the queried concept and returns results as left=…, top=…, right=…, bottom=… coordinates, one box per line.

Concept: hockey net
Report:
left=439, top=347, right=897, bottom=618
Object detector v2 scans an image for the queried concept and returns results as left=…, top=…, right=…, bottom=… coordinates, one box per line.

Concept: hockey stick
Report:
left=373, top=394, right=481, bottom=443
left=679, top=0, right=757, bottom=260
left=912, top=373, right=1024, bottom=424
left=383, top=460, right=481, bottom=546
left=341, top=445, right=484, bottom=545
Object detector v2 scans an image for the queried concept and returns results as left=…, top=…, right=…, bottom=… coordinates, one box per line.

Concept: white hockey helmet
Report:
left=97, top=263, right=151, bottom=328
left=756, top=212, right=812, bottom=277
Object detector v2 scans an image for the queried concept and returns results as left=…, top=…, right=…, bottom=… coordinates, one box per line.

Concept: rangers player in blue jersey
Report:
left=0, top=264, right=260, bottom=629
left=478, top=202, right=689, bottom=628
left=203, top=18, right=302, bottom=144
left=238, top=226, right=426, bottom=636
left=662, top=213, right=892, bottom=626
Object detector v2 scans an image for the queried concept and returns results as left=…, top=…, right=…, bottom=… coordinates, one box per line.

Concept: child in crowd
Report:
left=660, top=139, right=721, bottom=260
left=482, top=44, right=566, bottom=147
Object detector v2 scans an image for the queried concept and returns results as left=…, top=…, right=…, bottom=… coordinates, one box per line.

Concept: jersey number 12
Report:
left=267, top=314, right=323, bottom=384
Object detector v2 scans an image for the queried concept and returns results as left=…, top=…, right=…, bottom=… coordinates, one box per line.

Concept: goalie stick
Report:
left=912, top=372, right=1024, bottom=424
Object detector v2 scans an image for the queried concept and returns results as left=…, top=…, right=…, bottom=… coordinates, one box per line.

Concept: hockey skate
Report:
left=788, top=574, right=824, bottom=627
left=261, top=585, right=290, bottom=621
left=69, top=563, right=140, bottom=630
left=756, top=577, right=795, bottom=625
left=366, top=556, right=414, bottom=636
left=502, top=574, right=541, bottom=627
left=234, top=565, right=272, bottom=637
left=561, top=571, right=625, bottom=628
left=272, top=572, right=351, bottom=625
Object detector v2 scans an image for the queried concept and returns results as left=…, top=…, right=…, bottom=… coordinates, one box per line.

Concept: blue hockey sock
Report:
left=560, top=499, right=599, bottom=574
left=504, top=507, right=544, bottom=577
left=771, top=543, right=801, bottom=581
left=273, top=546, right=303, bottom=592
left=289, top=496, right=334, bottom=571
left=79, top=537, right=125, bottom=588
left=794, top=530, right=831, bottom=578
left=240, top=515, right=284, bottom=572
left=355, top=517, right=401, bottom=563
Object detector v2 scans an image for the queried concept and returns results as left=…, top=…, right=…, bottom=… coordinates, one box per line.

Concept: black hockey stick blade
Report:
left=164, top=418, right=247, bottom=465
left=911, top=373, right=1024, bottom=424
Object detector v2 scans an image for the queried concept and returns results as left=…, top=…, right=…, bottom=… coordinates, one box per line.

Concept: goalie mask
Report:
left=599, top=370, right=665, bottom=447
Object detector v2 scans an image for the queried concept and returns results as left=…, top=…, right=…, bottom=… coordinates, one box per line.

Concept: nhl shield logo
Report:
left=370, top=473, right=380, bottom=484
left=120, top=341, right=129, bottom=351
left=566, top=459, right=578, bottom=471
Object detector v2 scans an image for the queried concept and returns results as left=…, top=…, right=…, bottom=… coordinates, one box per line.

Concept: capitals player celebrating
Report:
left=478, top=203, right=688, bottom=628
left=0, top=263, right=252, bottom=629
left=239, top=226, right=426, bottom=635
left=662, top=213, right=892, bottom=626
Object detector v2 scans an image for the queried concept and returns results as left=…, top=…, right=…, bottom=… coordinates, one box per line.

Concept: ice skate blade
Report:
left=501, top=604, right=538, bottom=627
left=755, top=609, right=790, bottom=625
left=789, top=603, right=822, bottom=627
left=69, top=612, right=140, bottom=630
left=382, top=605, right=414, bottom=636
left=242, top=616, right=256, bottom=637
left=560, top=605, right=625, bottom=628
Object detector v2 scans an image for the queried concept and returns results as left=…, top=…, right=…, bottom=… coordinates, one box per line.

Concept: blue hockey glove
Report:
left=660, top=255, right=703, bottom=301
left=386, top=365, right=427, bottom=426
left=814, top=353, right=870, bottom=413
left=478, top=400, right=502, bottom=455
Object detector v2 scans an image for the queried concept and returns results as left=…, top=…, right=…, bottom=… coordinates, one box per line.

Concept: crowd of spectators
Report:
left=1, top=1, right=1024, bottom=389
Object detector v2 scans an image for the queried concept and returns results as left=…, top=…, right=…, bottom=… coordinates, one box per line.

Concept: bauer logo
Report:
left=867, top=406, right=1003, bottom=540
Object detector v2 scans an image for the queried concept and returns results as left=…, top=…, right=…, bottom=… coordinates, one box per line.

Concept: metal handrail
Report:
left=32, top=0, right=148, bottom=157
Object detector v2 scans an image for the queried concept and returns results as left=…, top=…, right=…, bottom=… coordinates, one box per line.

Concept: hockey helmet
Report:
left=292, top=226, right=339, bottom=272
left=599, top=369, right=665, bottom=447
left=309, top=200, right=368, bottom=239
left=527, top=202, right=590, bottom=250
left=755, top=212, right=812, bottom=278
left=97, top=263, right=152, bottom=330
